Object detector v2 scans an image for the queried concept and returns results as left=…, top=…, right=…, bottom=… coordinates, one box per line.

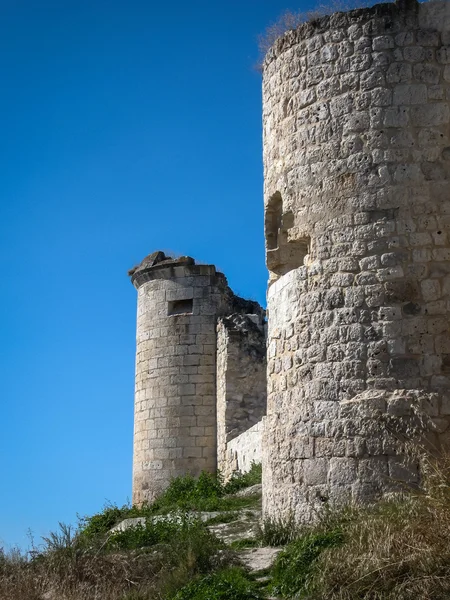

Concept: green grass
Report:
left=263, top=453, right=450, bottom=599
left=78, top=466, right=263, bottom=542
left=230, top=538, right=261, bottom=550
left=270, top=530, right=344, bottom=598
left=170, top=567, right=265, bottom=600
left=258, top=513, right=301, bottom=547
left=105, top=514, right=210, bottom=552
left=6, top=454, right=450, bottom=599
left=223, top=463, right=262, bottom=495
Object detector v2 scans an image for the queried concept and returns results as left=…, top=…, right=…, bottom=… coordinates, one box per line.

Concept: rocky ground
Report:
left=112, top=482, right=283, bottom=598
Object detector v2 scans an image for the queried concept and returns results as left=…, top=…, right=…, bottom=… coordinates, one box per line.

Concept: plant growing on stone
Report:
left=257, top=0, right=382, bottom=64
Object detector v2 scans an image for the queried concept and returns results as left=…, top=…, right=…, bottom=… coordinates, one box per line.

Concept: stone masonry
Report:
left=216, top=314, right=267, bottom=480
left=262, top=0, right=450, bottom=522
left=129, top=251, right=265, bottom=504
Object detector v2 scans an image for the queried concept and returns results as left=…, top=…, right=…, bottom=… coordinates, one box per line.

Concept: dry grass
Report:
left=257, top=0, right=385, bottom=67
left=0, top=545, right=164, bottom=600
left=0, top=517, right=231, bottom=600
left=279, top=452, right=450, bottom=599
left=0, top=468, right=263, bottom=600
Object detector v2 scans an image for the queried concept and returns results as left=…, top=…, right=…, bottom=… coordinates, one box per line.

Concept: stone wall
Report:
left=225, top=421, right=264, bottom=476
left=216, top=314, right=266, bottom=479
left=130, top=251, right=264, bottom=505
left=262, top=0, right=450, bottom=522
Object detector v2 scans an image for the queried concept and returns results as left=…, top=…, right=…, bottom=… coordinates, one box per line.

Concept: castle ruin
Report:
left=129, top=251, right=265, bottom=504
left=131, top=0, right=450, bottom=522
left=263, top=0, right=450, bottom=522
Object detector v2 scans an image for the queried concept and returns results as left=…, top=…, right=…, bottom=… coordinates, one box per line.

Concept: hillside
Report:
left=2, top=456, right=450, bottom=599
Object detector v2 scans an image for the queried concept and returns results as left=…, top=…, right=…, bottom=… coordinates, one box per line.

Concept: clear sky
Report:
left=0, top=0, right=321, bottom=549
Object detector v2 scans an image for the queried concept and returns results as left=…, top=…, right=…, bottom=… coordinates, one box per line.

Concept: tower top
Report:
left=128, top=250, right=194, bottom=276
left=128, top=251, right=221, bottom=289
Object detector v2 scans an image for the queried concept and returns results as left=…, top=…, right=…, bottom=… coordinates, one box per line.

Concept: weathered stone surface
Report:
left=207, top=510, right=262, bottom=545
left=110, top=512, right=229, bottom=534
left=233, top=483, right=263, bottom=498
left=216, top=315, right=266, bottom=479
left=239, top=547, right=282, bottom=573
left=262, top=0, right=450, bottom=524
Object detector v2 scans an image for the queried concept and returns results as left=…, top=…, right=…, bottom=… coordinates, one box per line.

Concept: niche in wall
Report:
left=265, top=192, right=310, bottom=277
left=168, top=298, right=193, bottom=316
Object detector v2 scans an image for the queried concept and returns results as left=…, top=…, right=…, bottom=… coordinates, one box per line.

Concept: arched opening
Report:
left=265, top=192, right=310, bottom=277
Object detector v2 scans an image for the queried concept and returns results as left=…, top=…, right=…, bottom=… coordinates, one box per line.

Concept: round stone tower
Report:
left=129, top=251, right=262, bottom=505
left=262, top=0, right=450, bottom=522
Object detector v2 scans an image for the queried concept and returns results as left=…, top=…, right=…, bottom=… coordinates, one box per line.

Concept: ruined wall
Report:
left=130, top=252, right=264, bottom=505
left=225, top=421, right=264, bottom=476
left=216, top=314, right=266, bottom=479
left=263, top=0, right=450, bottom=522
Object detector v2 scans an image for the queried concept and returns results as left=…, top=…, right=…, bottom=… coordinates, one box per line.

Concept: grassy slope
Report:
left=3, top=457, right=450, bottom=599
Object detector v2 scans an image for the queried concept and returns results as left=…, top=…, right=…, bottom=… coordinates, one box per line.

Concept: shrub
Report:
left=171, top=567, right=264, bottom=600
left=106, top=514, right=219, bottom=556
left=152, top=471, right=224, bottom=512
left=151, top=470, right=261, bottom=513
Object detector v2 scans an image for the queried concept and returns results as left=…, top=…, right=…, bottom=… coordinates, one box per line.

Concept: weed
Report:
left=151, top=469, right=261, bottom=513
left=258, top=513, right=300, bottom=547
left=106, top=514, right=188, bottom=551
left=152, top=471, right=224, bottom=512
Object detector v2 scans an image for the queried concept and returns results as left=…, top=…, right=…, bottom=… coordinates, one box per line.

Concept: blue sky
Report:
left=0, top=0, right=318, bottom=549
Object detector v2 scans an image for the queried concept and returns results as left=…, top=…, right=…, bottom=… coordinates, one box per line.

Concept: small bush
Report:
left=106, top=515, right=187, bottom=551
left=152, top=471, right=224, bottom=512
left=171, top=567, right=264, bottom=600
left=223, top=463, right=262, bottom=495
left=152, top=470, right=261, bottom=513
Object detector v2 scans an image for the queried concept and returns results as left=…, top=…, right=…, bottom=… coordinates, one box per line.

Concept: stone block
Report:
left=303, top=458, right=329, bottom=485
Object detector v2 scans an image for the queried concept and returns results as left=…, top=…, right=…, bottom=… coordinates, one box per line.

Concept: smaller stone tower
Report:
left=129, top=251, right=265, bottom=505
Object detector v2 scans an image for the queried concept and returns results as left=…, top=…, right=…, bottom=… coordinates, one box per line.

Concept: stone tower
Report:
left=129, top=251, right=264, bottom=505
left=262, top=0, right=450, bottom=522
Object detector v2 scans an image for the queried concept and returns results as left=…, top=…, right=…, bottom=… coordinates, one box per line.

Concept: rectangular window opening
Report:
left=168, top=298, right=193, bottom=316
